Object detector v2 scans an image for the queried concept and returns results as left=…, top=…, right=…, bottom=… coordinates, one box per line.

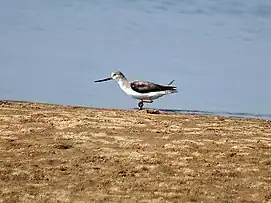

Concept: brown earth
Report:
left=0, top=101, right=270, bottom=203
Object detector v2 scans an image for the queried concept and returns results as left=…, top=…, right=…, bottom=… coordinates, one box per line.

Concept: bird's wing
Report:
left=130, top=81, right=176, bottom=94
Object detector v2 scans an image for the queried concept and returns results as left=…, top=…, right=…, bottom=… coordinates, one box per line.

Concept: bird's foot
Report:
left=137, top=100, right=153, bottom=110
left=138, top=101, right=144, bottom=110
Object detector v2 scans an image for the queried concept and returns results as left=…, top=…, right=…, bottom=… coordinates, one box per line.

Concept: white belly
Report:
left=131, top=91, right=168, bottom=100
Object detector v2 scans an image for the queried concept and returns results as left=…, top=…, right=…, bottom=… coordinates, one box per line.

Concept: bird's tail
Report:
left=165, top=80, right=178, bottom=93
left=163, top=85, right=177, bottom=94
left=168, top=88, right=178, bottom=94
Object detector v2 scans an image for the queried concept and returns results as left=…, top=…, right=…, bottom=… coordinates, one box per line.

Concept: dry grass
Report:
left=0, top=101, right=270, bottom=203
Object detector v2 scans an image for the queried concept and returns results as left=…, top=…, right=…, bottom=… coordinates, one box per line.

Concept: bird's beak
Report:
left=94, top=77, right=112, bottom=83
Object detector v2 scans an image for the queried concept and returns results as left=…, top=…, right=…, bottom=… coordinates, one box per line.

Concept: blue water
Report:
left=160, top=109, right=271, bottom=120
left=1, top=0, right=271, bottom=118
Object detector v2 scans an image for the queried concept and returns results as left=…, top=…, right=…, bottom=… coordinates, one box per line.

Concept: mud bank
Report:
left=0, top=101, right=270, bottom=202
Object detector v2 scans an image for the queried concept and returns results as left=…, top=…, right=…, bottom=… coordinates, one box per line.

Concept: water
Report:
left=160, top=109, right=271, bottom=120
left=1, top=0, right=271, bottom=118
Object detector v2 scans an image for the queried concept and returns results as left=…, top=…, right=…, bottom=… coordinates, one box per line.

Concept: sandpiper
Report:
left=94, top=71, right=177, bottom=110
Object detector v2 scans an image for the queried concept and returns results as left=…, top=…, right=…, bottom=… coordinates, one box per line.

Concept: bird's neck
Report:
left=117, top=78, right=129, bottom=89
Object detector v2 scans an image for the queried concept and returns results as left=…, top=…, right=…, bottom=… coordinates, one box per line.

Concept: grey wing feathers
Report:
left=130, top=81, right=176, bottom=94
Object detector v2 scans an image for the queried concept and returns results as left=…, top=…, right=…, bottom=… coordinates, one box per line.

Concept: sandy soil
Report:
left=0, top=101, right=270, bottom=203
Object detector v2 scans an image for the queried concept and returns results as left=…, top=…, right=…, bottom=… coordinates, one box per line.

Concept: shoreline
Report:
left=1, top=99, right=270, bottom=120
left=0, top=101, right=270, bottom=202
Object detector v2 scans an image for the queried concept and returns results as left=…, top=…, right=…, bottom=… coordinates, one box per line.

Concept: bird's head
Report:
left=94, top=71, right=126, bottom=83
left=111, top=71, right=125, bottom=81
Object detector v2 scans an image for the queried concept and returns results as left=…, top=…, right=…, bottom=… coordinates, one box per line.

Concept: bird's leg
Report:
left=142, top=99, right=153, bottom=103
left=138, top=100, right=153, bottom=110
left=138, top=100, right=144, bottom=110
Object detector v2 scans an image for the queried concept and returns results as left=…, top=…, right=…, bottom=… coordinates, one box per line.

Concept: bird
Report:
left=94, top=71, right=177, bottom=110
